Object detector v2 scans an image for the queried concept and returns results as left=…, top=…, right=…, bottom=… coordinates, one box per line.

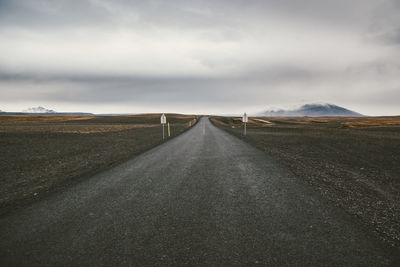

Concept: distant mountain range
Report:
left=0, top=106, right=93, bottom=116
left=0, top=104, right=364, bottom=117
left=22, top=106, right=56, bottom=113
left=258, top=103, right=363, bottom=117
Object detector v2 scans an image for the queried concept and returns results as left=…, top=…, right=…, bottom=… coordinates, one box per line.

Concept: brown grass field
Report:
left=211, top=116, right=400, bottom=247
left=0, top=114, right=198, bottom=216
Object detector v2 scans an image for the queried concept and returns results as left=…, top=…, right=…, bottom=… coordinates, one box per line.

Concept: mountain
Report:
left=258, top=103, right=363, bottom=117
left=0, top=106, right=93, bottom=116
left=22, top=106, right=56, bottom=114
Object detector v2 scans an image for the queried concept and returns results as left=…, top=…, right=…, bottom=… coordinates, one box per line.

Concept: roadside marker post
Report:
left=242, top=112, right=248, bottom=136
left=167, top=122, right=171, bottom=137
left=161, top=113, right=167, bottom=140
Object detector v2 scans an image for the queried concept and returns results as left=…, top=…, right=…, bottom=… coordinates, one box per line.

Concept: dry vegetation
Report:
left=211, top=116, right=400, bottom=247
left=0, top=114, right=198, bottom=216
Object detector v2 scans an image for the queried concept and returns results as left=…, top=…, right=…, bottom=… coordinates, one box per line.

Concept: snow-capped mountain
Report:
left=258, top=103, right=363, bottom=117
left=22, top=106, right=56, bottom=114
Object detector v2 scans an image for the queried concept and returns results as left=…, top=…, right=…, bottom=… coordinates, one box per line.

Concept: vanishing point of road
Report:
left=0, top=118, right=398, bottom=266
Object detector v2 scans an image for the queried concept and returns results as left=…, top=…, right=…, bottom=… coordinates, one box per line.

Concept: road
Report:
left=0, top=117, right=397, bottom=266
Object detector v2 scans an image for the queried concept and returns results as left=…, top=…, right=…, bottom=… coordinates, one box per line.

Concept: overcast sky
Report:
left=0, top=0, right=399, bottom=115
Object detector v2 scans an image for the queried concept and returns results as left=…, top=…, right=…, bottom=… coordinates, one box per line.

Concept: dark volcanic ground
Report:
left=0, top=114, right=197, bottom=216
left=1, top=118, right=398, bottom=266
left=211, top=116, right=400, bottom=248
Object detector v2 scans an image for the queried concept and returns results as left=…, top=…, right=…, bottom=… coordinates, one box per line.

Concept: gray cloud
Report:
left=0, top=0, right=114, bottom=28
left=0, top=66, right=313, bottom=103
left=0, top=0, right=399, bottom=115
left=376, top=28, right=400, bottom=46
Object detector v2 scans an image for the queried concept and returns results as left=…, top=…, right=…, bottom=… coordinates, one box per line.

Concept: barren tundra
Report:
left=211, top=116, right=400, bottom=248
left=0, top=114, right=198, bottom=215
left=1, top=118, right=398, bottom=266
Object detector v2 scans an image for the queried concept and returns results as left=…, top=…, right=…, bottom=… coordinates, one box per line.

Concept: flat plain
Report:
left=211, top=116, right=400, bottom=248
left=1, top=118, right=398, bottom=266
left=0, top=114, right=198, bottom=216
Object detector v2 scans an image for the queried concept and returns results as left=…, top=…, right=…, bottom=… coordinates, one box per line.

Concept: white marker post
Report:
left=242, top=112, right=248, bottom=136
left=161, top=113, right=167, bottom=140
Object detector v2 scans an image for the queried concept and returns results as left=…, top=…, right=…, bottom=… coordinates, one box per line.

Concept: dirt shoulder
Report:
left=211, top=116, right=400, bottom=248
left=0, top=114, right=199, bottom=216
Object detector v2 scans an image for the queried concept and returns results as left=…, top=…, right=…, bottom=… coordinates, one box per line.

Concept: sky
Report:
left=0, top=0, right=399, bottom=115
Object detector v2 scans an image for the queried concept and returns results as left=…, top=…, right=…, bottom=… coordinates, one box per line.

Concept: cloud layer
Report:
left=1, top=0, right=399, bottom=115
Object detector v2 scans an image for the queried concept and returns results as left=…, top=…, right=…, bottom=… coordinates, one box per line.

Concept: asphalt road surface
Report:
left=0, top=118, right=398, bottom=266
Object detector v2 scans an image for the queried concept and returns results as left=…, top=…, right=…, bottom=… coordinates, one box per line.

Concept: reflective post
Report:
left=242, top=112, right=248, bottom=136
left=161, top=113, right=167, bottom=140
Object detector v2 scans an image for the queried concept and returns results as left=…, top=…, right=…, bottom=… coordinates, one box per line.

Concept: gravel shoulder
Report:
left=211, top=116, right=400, bottom=248
left=0, top=114, right=198, bottom=216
